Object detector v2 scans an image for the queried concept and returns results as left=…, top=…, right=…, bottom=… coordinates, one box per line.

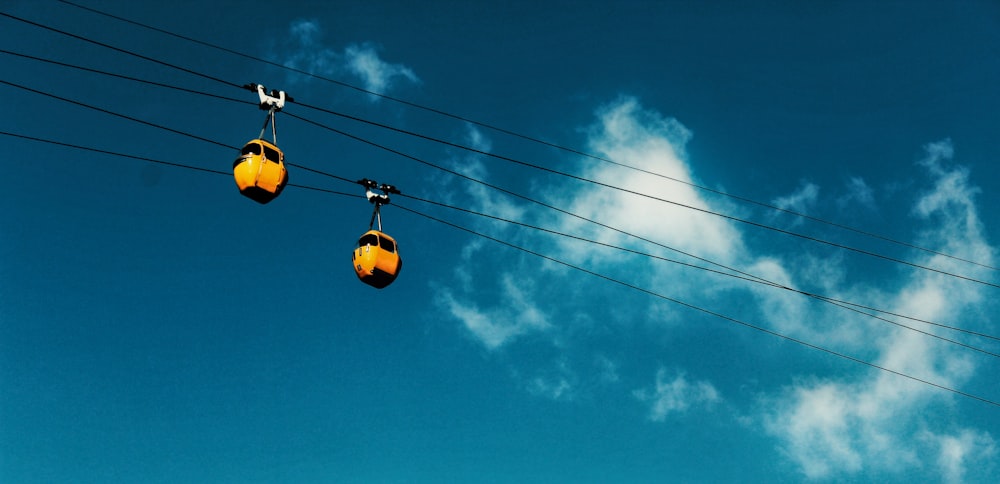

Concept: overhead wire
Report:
left=0, top=49, right=357, bottom=187
left=5, top=45, right=997, bottom=347
left=0, top=10, right=239, bottom=91
left=400, top=190, right=1000, bottom=346
left=7, top=4, right=999, bottom=373
left=392, top=202, right=1000, bottom=409
left=4, top=52, right=998, bottom=350
left=283, top=107, right=1000, bottom=292
left=286, top=103, right=1000, bottom=289
left=6, top=127, right=999, bottom=409
left=0, top=78, right=238, bottom=152
left=0, top=48, right=251, bottom=105
left=47, top=0, right=998, bottom=272
left=1, top=12, right=995, bottom=289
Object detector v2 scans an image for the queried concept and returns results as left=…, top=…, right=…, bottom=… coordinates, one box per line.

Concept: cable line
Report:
left=0, top=10, right=240, bottom=90
left=5, top=11, right=993, bottom=288
left=7, top=120, right=996, bottom=354
left=9, top=69, right=997, bottom=350
left=49, top=0, right=998, bottom=272
left=285, top=109, right=1000, bottom=290
left=282, top=111, right=779, bottom=287
left=0, top=78, right=238, bottom=151
left=400, top=191, right=1000, bottom=353
left=7, top=43, right=997, bottom=343
left=393, top=202, right=1000, bottom=409
left=0, top=48, right=252, bottom=106
left=4, top=51, right=892, bottom=294
left=1, top=130, right=358, bottom=199
left=6, top=128, right=998, bottom=409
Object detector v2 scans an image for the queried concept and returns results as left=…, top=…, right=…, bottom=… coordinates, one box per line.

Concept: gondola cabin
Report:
left=233, top=139, right=288, bottom=204
left=353, top=230, right=402, bottom=289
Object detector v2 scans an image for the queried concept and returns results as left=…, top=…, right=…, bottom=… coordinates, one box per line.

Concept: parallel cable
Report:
left=0, top=49, right=826, bottom=293
left=8, top=121, right=996, bottom=352
left=0, top=48, right=251, bottom=105
left=394, top=202, right=1000, bottom=409
left=50, top=0, right=998, bottom=272
left=6, top=127, right=998, bottom=408
left=0, top=78, right=238, bottom=151
left=1, top=130, right=359, bottom=198
left=399, top=189, right=1000, bottom=344
left=282, top=111, right=779, bottom=287
left=0, top=10, right=240, bottom=90
left=285, top=109, right=1000, bottom=290
left=8, top=72, right=998, bottom=348
left=3, top=14, right=993, bottom=287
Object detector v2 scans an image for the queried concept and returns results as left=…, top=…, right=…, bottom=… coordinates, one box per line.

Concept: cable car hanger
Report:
left=352, top=178, right=403, bottom=289
left=358, top=178, right=400, bottom=231
left=243, top=83, right=294, bottom=145
left=232, top=83, right=293, bottom=204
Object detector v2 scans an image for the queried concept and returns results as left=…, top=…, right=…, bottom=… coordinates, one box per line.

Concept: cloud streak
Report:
left=761, top=140, right=996, bottom=480
left=276, top=20, right=419, bottom=97
left=633, top=367, right=720, bottom=421
left=432, top=97, right=996, bottom=481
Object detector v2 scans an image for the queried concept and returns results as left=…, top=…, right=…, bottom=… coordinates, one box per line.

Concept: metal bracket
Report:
left=244, top=83, right=291, bottom=111
left=358, top=178, right=399, bottom=205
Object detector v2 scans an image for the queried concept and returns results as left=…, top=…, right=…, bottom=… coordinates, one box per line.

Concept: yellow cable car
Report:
left=353, top=229, right=402, bottom=289
left=352, top=178, right=403, bottom=289
left=233, top=83, right=291, bottom=204
left=233, top=138, right=288, bottom=204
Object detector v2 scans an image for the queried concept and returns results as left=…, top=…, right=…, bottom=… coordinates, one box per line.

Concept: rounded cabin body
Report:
left=233, top=139, right=288, bottom=204
left=353, top=230, right=402, bottom=289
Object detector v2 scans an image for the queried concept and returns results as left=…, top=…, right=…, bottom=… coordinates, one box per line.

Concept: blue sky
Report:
left=2, top=1, right=1000, bottom=482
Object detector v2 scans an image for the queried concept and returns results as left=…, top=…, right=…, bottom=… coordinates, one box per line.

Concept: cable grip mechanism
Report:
left=243, top=83, right=293, bottom=112
left=357, top=178, right=400, bottom=206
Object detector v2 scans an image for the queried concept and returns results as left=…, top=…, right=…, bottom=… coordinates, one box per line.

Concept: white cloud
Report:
left=431, top=98, right=996, bottom=481
left=633, top=367, right=720, bottom=421
left=769, top=181, right=819, bottom=227
left=433, top=126, right=546, bottom=350
left=277, top=20, right=419, bottom=96
left=525, top=359, right=577, bottom=401
left=438, top=273, right=551, bottom=350
left=553, top=97, right=745, bottom=267
left=762, top=140, right=996, bottom=481
left=837, top=176, right=876, bottom=210
left=281, top=19, right=339, bottom=78
left=924, top=428, right=997, bottom=484
left=344, top=43, right=420, bottom=95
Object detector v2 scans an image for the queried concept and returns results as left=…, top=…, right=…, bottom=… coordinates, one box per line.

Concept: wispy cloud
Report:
left=837, top=176, right=876, bottom=210
left=772, top=181, right=819, bottom=213
left=438, top=272, right=551, bottom=350
left=553, top=97, right=745, bottom=266
left=769, top=181, right=819, bottom=227
left=344, top=43, right=419, bottom=95
left=924, top=428, right=997, bottom=484
left=761, top=140, right=997, bottom=480
left=433, top=125, right=546, bottom=351
left=274, top=20, right=419, bottom=97
left=432, top=97, right=996, bottom=479
left=633, top=367, right=720, bottom=421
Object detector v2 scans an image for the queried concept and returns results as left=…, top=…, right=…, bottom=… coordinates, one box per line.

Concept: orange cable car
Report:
left=233, top=138, right=288, bottom=204
left=352, top=179, right=403, bottom=289
left=353, top=230, right=402, bottom=289
left=233, top=83, right=290, bottom=204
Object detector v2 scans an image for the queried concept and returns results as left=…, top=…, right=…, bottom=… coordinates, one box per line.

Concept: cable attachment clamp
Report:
left=357, top=178, right=400, bottom=206
left=243, top=83, right=293, bottom=112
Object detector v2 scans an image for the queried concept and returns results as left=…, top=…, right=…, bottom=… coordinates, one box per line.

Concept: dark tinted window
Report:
left=358, top=233, right=379, bottom=247
left=241, top=143, right=261, bottom=155
left=263, top=146, right=280, bottom=162
left=379, top=236, right=396, bottom=253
